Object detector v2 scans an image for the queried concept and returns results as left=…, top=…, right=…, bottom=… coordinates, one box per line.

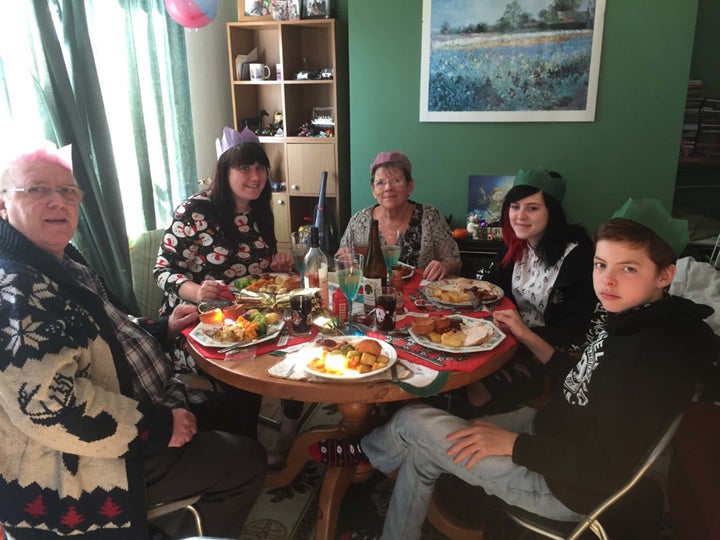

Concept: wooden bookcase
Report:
left=226, top=19, right=348, bottom=251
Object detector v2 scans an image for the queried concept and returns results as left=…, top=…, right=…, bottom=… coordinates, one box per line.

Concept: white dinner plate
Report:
left=422, top=278, right=503, bottom=307
left=294, top=336, right=397, bottom=381
left=408, top=316, right=506, bottom=353
left=229, top=273, right=294, bottom=294
left=189, top=320, right=284, bottom=348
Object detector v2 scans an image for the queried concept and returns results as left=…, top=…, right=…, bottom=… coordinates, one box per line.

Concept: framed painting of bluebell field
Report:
left=468, top=175, right=515, bottom=225
left=420, top=0, right=606, bottom=122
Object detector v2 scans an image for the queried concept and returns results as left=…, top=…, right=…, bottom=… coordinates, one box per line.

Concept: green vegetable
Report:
left=251, top=311, right=267, bottom=335
left=233, top=276, right=256, bottom=290
left=338, top=344, right=355, bottom=355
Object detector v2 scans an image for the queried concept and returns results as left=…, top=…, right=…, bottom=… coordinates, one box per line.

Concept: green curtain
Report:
left=0, top=0, right=196, bottom=313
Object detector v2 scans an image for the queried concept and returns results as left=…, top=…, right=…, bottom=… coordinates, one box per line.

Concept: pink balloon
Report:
left=164, top=0, right=218, bottom=29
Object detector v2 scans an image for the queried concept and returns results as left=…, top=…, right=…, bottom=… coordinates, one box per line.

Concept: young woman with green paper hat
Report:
left=466, top=167, right=597, bottom=410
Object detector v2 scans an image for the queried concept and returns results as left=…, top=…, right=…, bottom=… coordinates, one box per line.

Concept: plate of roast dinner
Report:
left=422, top=278, right=503, bottom=308
left=288, top=336, right=397, bottom=381
left=407, top=315, right=506, bottom=353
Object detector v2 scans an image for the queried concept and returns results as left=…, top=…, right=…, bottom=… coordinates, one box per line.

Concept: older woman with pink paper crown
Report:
left=154, top=127, right=299, bottom=464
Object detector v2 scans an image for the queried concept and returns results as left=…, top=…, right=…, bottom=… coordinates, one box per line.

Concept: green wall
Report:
left=346, top=0, right=699, bottom=233
left=690, top=0, right=720, bottom=97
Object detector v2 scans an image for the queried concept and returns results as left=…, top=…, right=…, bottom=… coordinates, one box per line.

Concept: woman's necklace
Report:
left=377, top=202, right=412, bottom=241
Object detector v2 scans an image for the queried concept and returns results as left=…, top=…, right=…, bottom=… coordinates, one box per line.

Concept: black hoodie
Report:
left=512, top=296, right=717, bottom=513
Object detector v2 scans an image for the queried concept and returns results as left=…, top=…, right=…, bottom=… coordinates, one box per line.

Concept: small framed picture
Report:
left=302, top=0, right=331, bottom=19
left=287, top=0, right=301, bottom=20
left=240, top=0, right=273, bottom=20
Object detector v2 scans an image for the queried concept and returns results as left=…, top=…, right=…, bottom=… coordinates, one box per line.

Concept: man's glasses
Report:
left=373, top=177, right=406, bottom=189
left=1, top=185, right=84, bottom=205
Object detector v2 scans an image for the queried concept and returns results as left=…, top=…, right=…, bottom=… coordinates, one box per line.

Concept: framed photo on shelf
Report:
left=302, top=0, right=331, bottom=19
left=240, top=0, right=273, bottom=20
left=287, top=0, right=301, bottom=20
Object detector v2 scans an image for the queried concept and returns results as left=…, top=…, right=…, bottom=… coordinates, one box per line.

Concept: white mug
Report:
left=249, top=63, right=271, bottom=81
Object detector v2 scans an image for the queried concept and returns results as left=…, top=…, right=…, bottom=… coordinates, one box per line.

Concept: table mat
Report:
left=367, top=314, right=517, bottom=373
left=267, top=354, right=449, bottom=397
left=182, top=324, right=319, bottom=360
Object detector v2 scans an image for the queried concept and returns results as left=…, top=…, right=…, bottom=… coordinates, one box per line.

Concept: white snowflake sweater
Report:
left=0, top=219, right=173, bottom=539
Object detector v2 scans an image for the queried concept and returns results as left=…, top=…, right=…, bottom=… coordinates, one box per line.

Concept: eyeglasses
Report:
left=373, top=177, right=406, bottom=189
left=1, top=185, right=84, bottom=205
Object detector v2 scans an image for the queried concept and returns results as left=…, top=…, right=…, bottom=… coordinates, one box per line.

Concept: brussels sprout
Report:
left=233, top=276, right=256, bottom=291
left=251, top=311, right=267, bottom=334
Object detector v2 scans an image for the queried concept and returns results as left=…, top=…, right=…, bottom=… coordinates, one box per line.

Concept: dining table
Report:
left=187, top=271, right=518, bottom=540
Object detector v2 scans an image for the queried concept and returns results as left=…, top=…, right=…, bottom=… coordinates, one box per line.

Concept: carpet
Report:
left=150, top=398, right=529, bottom=539
left=149, top=397, right=681, bottom=539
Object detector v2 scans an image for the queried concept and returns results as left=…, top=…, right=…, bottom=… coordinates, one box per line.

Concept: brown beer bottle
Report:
left=362, top=219, right=387, bottom=314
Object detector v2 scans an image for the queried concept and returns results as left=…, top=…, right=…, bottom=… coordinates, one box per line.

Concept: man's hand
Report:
left=167, top=304, right=199, bottom=340
left=445, top=421, right=518, bottom=469
left=270, top=252, right=293, bottom=273
left=168, top=408, right=197, bottom=447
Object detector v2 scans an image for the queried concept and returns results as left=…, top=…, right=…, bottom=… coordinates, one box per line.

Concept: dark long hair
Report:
left=501, top=184, right=589, bottom=268
left=209, top=142, right=276, bottom=252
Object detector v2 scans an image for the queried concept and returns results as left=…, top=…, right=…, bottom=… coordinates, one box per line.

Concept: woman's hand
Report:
left=167, top=303, right=199, bottom=340
left=492, top=309, right=529, bottom=339
left=197, top=279, right=226, bottom=301
left=423, top=260, right=449, bottom=281
left=270, top=252, right=293, bottom=272
left=445, top=421, right=518, bottom=469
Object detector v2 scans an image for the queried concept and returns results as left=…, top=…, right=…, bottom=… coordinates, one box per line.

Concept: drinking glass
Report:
left=290, top=229, right=310, bottom=283
left=381, top=230, right=402, bottom=281
left=334, top=252, right=363, bottom=335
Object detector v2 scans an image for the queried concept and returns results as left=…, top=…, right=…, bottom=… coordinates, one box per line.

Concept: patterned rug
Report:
left=150, top=398, right=529, bottom=540
left=150, top=397, right=680, bottom=539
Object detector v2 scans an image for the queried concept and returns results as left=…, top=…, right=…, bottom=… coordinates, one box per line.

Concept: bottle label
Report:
left=362, top=277, right=383, bottom=312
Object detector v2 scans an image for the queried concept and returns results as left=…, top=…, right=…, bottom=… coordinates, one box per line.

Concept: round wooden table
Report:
left=190, top=341, right=515, bottom=540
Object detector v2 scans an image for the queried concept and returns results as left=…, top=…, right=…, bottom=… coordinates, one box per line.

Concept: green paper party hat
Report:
left=513, top=167, right=566, bottom=203
left=612, top=198, right=689, bottom=256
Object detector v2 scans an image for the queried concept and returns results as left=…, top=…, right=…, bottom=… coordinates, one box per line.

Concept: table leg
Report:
left=315, top=465, right=355, bottom=540
left=266, top=402, right=382, bottom=540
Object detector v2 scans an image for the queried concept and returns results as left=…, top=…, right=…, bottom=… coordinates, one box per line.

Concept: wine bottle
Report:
left=362, top=219, right=387, bottom=314
left=304, top=226, right=329, bottom=308
left=313, top=171, right=339, bottom=269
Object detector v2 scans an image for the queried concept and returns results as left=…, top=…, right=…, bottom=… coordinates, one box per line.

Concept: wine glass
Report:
left=290, top=229, right=310, bottom=283
left=334, top=252, right=363, bottom=335
left=381, top=230, right=402, bottom=281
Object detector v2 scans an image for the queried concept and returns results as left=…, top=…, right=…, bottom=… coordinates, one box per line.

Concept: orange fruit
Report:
left=452, top=228, right=468, bottom=240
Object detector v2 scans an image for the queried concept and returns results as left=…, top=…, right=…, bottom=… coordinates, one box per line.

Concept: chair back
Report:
left=564, top=412, right=684, bottom=540
left=129, top=228, right=165, bottom=318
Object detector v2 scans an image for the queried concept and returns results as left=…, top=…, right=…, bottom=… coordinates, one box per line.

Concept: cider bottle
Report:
left=362, top=219, right=387, bottom=314
left=304, top=226, right=329, bottom=308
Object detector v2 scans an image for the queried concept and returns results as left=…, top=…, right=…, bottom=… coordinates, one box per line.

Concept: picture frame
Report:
left=420, top=0, right=606, bottom=122
left=467, top=175, right=515, bottom=226
left=240, top=0, right=273, bottom=20
left=287, top=0, right=301, bottom=20
left=302, top=0, right=331, bottom=19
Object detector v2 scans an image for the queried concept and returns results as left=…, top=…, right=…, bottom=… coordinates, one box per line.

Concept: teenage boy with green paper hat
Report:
left=309, top=198, right=719, bottom=540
